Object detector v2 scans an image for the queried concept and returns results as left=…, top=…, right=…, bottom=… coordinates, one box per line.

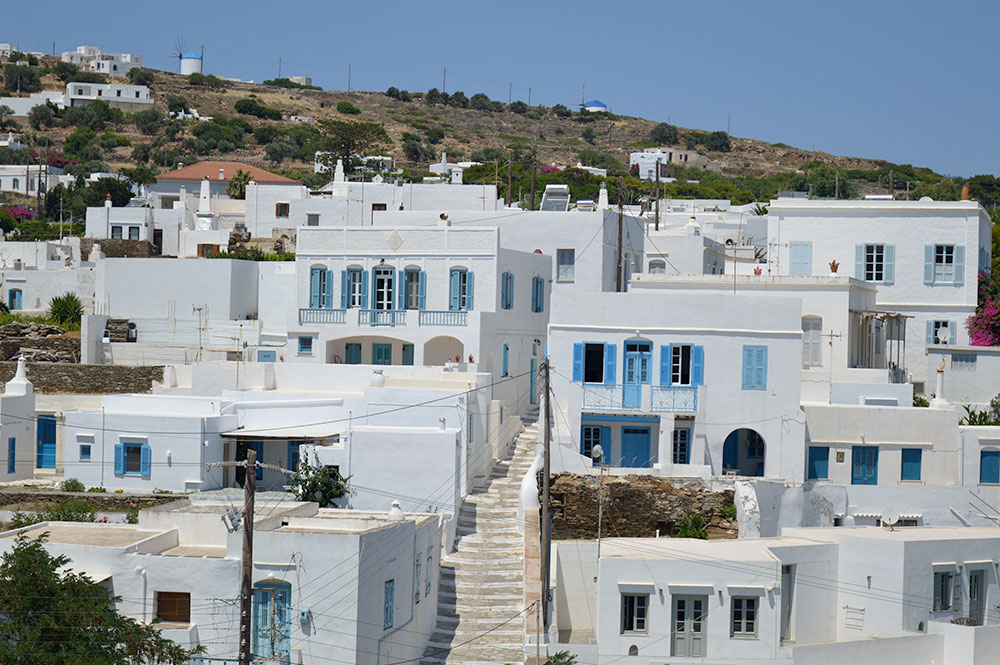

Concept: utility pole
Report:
left=442, top=67, right=446, bottom=93
left=888, top=169, right=894, bottom=197
left=237, top=447, right=256, bottom=665
left=529, top=156, right=536, bottom=211
left=508, top=82, right=511, bottom=106
left=278, top=57, right=281, bottom=79
left=835, top=172, right=840, bottom=199
left=347, top=64, right=351, bottom=92
left=528, top=87, right=531, bottom=107
left=506, top=156, right=512, bottom=208
left=540, top=358, right=552, bottom=633
left=654, top=165, right=660, bottom=231
left=616, top=176, right=624, bottom=292
left=727, top=112, right=731, bottom=135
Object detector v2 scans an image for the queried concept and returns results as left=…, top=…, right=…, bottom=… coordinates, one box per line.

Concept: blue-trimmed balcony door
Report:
left=621, top=426, right=651, bottom=468
left=252, top=581, right=291, bottom=662
left=623, top=342, right=651, bottom=409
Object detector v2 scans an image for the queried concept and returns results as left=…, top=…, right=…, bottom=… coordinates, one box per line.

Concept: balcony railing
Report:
left=299, top=308, right=346, bottom=325
left=651, top=385, right=699, bottom=413
left=419, top=310, right=468, bottom=327
left=190, top=658, right=238, bottom=665
left=360, top=309, right=406, bottom=327
left=582, top=384, right=626, bottom=410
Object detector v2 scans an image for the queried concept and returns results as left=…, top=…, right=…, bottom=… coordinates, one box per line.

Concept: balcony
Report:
left=359, top=309, right=406, bottom=327
left=299, top=308, right=346, bottom=325
left=582, top=383, right=698, bottom=414
left=419, top=310, right=468, bottom=327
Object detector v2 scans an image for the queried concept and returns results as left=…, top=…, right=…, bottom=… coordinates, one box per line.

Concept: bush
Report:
left=510, top=100, right=528, bottom=114
left=234, top=98, right=281, bottom=120
left=10, top=499, right=96, bottom=529
left=64, top=127, right=100, bottom=162
left=188, top=72, right=225, bottom=88
left=27, top=104, right=53, bottom=130
left=650, top=122, right=679, bottom=145
left=263, top=77, right=321, bottom=91
left=166, top=95, right=189, bottom=114
left=132, top=108, right=165, bottom=135
left=447, top=91, right=468, bottom=108
left=582, top=127, right=597, bottom=144
left=424, top=87, right=442, bottom=105
left=131, top=143, right=152, bottom=163
left=424, top=127, right=445, bottom=144
left=61, top=478, right=85, bottom=493
left=126, top=68, right=155, bottom=86
left=86, top=486, right=107, bottom=493
left=70, top=71, right=106, bottom=84
left=48, top=293, right=83, bottom=326
left=3, top=65, right=41, bottom=93
left=52, top=61, right=79, bottom=81
left=336, top=101, right=360, bottom=115
left=385, top=86, right=400, bottom=99
left=672, top=514, right=708, bottom=539
left=265, top=139, right=299, bottom=163
left=253, top=124, right=280, bottom=145
left=721, top=504, right=738, bottom=520
left=551, top=103, right=572, bottom=118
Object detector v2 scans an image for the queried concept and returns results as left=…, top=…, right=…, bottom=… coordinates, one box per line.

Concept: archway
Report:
left=722, top=428, right=765, bottom=476
left=424, top=336, right=464, bottom=366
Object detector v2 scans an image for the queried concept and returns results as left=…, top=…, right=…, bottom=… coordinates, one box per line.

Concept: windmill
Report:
left=171, top=38, right=188, bottom=73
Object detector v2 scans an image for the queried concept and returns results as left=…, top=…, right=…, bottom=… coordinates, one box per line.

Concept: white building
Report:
left=546, top=290, right=805, bottom=479
left=766, top=198, right=992, bottom=392
left=180, top=51, right=202, bottom=76
left=0, top=90, right=65, bottom=116
left=0, top=164, right=63, bottom=196
left=427, top=152, right=481, bottom=183
left=0, top=358, right=37, bottom=481
left=61, top=45, right=143, bottom=75
left=630, top=148, right=707, bottom=179
left=0, top=499, right=443, bottom=665
left=65, top=82, right=152, bottom=107
left=555, top=526, right=1000, bottom=665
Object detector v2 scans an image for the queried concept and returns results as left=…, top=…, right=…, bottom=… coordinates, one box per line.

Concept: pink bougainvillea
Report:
left=967, top=270, right=1000, bottom=346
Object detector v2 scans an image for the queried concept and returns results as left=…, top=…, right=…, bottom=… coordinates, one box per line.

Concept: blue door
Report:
left=530, top=359, right=537, bottom=405
left=36, top=414, right=56, bottom=469
left=621, top=426, right=651, bottom=468
left=257, top=350, right=276, bottom=363
left=623, top=341, right=651, bottom=409
left=345, top=343, right=361, bottom=364
left=372, top=343, right=392, bottom=365
left=8, top=289, right=21, bottom=311
left=852, top=446, right=878, bottom=485
left=253, top=581, right=292, bottom=662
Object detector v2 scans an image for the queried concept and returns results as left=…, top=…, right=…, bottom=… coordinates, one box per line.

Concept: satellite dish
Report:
left=936, top=326, right=951, bottom=344
left=882, top=507, right=900, bottom=528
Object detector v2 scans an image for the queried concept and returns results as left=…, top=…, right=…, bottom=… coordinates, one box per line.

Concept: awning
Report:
left=221, top=425, right=341, bottom=440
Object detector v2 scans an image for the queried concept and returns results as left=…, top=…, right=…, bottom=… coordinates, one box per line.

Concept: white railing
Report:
left=651, top=386, right=698, bottom=413
left=298, top=308, right=346, bottom=325
left=582, top=384, right=626, bottom=410
left=419, top=310, right=468, bottom=326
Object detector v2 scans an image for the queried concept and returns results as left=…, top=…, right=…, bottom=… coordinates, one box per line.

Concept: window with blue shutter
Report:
left=660, top=345, right=671, bottom=386
left=120, top=442, right=145, bottom=475
left=298, top=336, right=313, bottom=354
left=742, top=345, right=767, bottom=390
left=928, top=244, right=963, bottom=284
left=466, top=272, right=474, bottom=310
left=340, top=270, right=349, bottom=309
left=450, top=269, right=472, bottom=310
left=854, top=244, right=864, bottom=280
left=924, top=245, right=935, bottom=284
left=114, top=443, right=124, bottom=475
left=360, top=270, right=369, bottom=307
left=531, top=276, right=544, bottom=312
left=6, top=437, right=14, bottom=474
left=502, top=344, right=509, bottom=377
left=384, top=579, right=395, bottom=629
left=900, top=448, right=921, bottom=481
left=572, top=343, right=584, bottom=382
left=309, top=268, right=322, bottom=308
left=418, top=271, right=426, bottom=310
left=980, top=450, right=1000, bottom=484
left=140, top=444, right=151, bottom=476
left=883, top=245, right=895, bottom=284
left=789, top=242, right=812, bottom=276
left=807, top=446, right=829, bottom=480
left=604, top=344, right=617, bottom=385
left=691, top=346, right=704, bottom=386
left=501, top=272, right=514, bottom=309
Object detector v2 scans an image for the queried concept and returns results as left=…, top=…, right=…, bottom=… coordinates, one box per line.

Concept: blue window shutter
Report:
left=340, top=270, right=349, bottom=309
left=901, top=448, right=921, bottom=481
left=953, top=245, right=965, bottom=285
left=789, top=242, right=811, bottom=276
left=884, top=245, right=895, bottom=284
left=981, top=450, right=1000, bottom=484
left=538, top=277, right=544, bottom=312
left=924, top=245, right=935, bottom=284
left=855, top=244, right=865, bottom=279
left=309, top=268, right=321, bottom=308
left=114, top=443, right=124, bottom=475
left=599, top=426, right=610, bottom=464
left=324, top=270, right=334, bottom=309
left=466, top=272, right=474, bottom=310
left=808, top=446, right=829, bottom=480
left=756, top=346, right=767, bottom=389
left=450, top=270, right=460, bottom=310
left=530, top=276, right=537, bottom=312
left=691, top=345, right=704, bottom=386
left=418, top=271, right=426, bottom=310
left=604, top=344, right=616, bottom=385
left=360, top=270, right=369, bottom=307
left=742, top=346, right=754, bottom=389
left=140, top=444, right=151, bottom=476
left=370, top=268, right=378, bottom=308
left=572, top=343, right=584, bottom=382
left=502, top=344, right=509, bottom=376
left=397, top=272, right=406, bottom=310
left=926, top=320, right=934, bottom=345
left=660, top=345, right=671, bottom=386
left=501, top=273, right=509, bottom=309
left=948, top=320, right=957, bottom=345
left=508, top=273, right=513, bottom=308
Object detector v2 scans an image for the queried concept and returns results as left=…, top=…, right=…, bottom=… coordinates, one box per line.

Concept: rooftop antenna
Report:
left=171, top=38, right=187, bottom=74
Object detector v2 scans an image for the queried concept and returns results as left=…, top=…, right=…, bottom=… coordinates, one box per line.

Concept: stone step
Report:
left=420, top=645, right=524, bottom=664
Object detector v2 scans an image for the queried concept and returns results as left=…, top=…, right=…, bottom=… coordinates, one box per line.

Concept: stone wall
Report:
left=0, top=322, right=79, bottom=362
left=546, top=473, right=737, bottom=540
left=0, top=362, right=164, bottom=394
left=0, top=489, right=181, bottom=511
left=80, top=238, right=153, bottom=258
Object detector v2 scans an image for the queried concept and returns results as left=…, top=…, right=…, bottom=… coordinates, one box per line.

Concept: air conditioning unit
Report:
left=12, top=259, right=22, bottom=270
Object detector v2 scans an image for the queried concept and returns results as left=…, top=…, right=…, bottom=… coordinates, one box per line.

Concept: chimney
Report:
left=5, top=356, right=33, bottom=397
left=104, top=193, right=112, bottom=208
left=176, top=162, right=183, bottom=170
left=218, top=168, right=225, bottom=181
left=438, top=213, right=450, bottom=227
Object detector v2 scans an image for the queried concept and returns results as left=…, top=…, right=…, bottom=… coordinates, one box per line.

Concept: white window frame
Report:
left=649, top=259, right=667, bottom=274
left=864, top=244, right=885, bottom=282
left=621, top=593, right=649, bottom=635
left=731, top=596, right=758, bottom=638
left=581, top=426, right=601, bottom=459
left=671, top=344, right=692, bottom=386
left=934, top=245, right=955, bottom=283
left=347, top=269, right=364, bottom=308
left=556, top=249, right=575, bottom=282
left=933, top=571, right=953, bottom=611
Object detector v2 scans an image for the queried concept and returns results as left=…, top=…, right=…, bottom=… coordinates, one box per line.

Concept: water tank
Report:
left=180, top=52, right=203, bottom=76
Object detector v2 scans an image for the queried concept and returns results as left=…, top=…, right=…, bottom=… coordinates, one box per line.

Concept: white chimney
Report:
left=218, top=168, right=225, bottom=181
left=198, top=176, right=212, bottom=214
left=5, top=357, right=33, bottom=397
left=387, top=500, right=404, bottom=521
left=598, top=183, right=609, bottom=210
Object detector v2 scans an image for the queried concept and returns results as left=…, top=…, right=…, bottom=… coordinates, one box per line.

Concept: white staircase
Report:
left=420, top=411, right=538, bottom=665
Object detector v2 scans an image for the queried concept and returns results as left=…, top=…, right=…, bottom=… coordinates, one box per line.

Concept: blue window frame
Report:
left=309, top=267, right=333, bottom=309
left=342, top=268, right=367, bottom=308
left=900, top=448, right=922, bottom=481
left=345, top=343, right=362, bottom=364
left=298, top=336, right=313, bottom=354
left=572, top=342, right=615, bottom=384
left=501, top=271, right=514, bottom=309
left=402, top=344, right=414, bottom=366
left=287, top=442, right=299, bottom=476
left=8, top=289, right=21, bottom=311
left=980, top=449, right=1000, bottom=484
left=6, top=437, right=14, bottom=474
left=80, top=444, right=91, bottom=461
left=449, top=269, right=473, bottom=311
left=672, top=427, right=691, bottom=465
left=115, top=442, right=151, bottom=476
left=741, top=346, right=767, bottom=390
left=580, top=425, right=609, bottom=463
left=531, top=276, right=544, bottom=312
left=502, top=343, right=509, bottom=377
left=807, top=446, right=829, bottom=480
left=851, top=446, right=878, bottom=485
left=924, top=244, right=965, bottom=286
left=384, top=579, right=395, bottom=629
left=661, top=344, right=704, bottom=386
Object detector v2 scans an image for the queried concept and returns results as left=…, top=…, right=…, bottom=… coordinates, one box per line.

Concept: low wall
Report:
left=80, top=238, right=153, bottom=258
left=0, top=362, right=164, bottom=394
left=0, top=489, right=181, bottom=511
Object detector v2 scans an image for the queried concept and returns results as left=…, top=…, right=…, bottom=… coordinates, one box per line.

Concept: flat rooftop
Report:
left=600, top=536, right=826, bottom=562
left=782, top=526, right=1000, bottom=542
left=276, top=509, right=438, bottom=534
left=2, top=523, right=162, bottom=548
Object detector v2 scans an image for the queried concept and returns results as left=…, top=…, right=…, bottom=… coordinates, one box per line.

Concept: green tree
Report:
left=290, top=452, right=349, bottom=507
left=120, top=166, right=158, bottom=189
left=265, top=139, right=299, bottom=163
left=0, top=534, right=197, bottom=664
left=315, top=119, right=390, bottom=173
left=703, top=130, right=731, bottom=152
left=336, top=100, right=360, bottom=115
left=510, top=100, right=528, bottom=114
left=85, top=177, right=133, bottom=207
left=234, top=98, right=280, bottom=120
left=551, top=103, right=572, bottom=118
left=424, top=87, right=442, bottom=105
left=226, top=169, right=252, bottom=199
left=27, top=103, right=54, bottom=130
left=469, top=93, right=492, bottom=111
left=3, top=65, right=41, bottom=92
left=64, top=127, right=100, bottom=162
left=125, top=67, right=154, bottom=86
left=132, top=108, right=165, bottom=135
left=582, top=127, right=597, bottom=145
left=166, top=95, right=189, bottom=114
left=0, top=210, right=15, bottom=234
left=447, top=91, right=468, bottom=108
left=424, top=127, right=445, bottom=144
left=650, top=122, right=679, bottom=145
left=0, top=105, right=14, bottom=130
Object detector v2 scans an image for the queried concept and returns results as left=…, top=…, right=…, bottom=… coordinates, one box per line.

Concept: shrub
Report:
left=510, top=100, right=528, bottom=114
left=289, top=452, right=349, bottom=507
left=385, top=86, right=400, bottom=99
left=424, top=127, right=445, bottom=144
left=61, top=478, right=85, bottom=493
left=52, top=61, right=79, bottom=81
left=10, top=499, right=96, bottom=529
left=48, top=292, right=83, bottom=326
left=424, top=87, right=442, bottom=105
left=64, top=127, right=100, bottom=161
left=253, top=125, right=280, bottom=145
left=447, top=91, right=468, bottom=108
left=132, top=108, right=165, bottom=135
left=3, top=65, right=41, bottom=93
left=166, top=95, right=189, bottom=114
left=721, top=504, right=738, bottom=520
left=469, top=93, right=493, bottom=111
left=551, top=103, right=572, bottom=118
left=336, top=101, right=360, bottom=115
left=265, top=139, right=299, bottom=163
left=582, top=127, right=597, bottom=144
left=126, top=68, right=154, bottom=86
left=650, top=122, right=679, bottom=145
left=27, top=104, right=54, bottom=130
left=86, top=486, right=107, bottom=493
left=234, top=98, right=280, bottom=120
left=672, top=514, right=708, bottom=539
left=188, top=72, right=225, bottom=88
left=70, top=71, right=106, bottom=84
left=262, top=77, right=321, bottom=91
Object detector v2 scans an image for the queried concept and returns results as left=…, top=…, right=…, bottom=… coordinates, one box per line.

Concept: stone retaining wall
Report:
left=80, top=238, right=153, bottom=258
left=0, top=362, right=164, bottom=394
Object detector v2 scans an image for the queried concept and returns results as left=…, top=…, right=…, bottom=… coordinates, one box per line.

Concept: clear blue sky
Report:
left=7, top=0, right=998, bottom=177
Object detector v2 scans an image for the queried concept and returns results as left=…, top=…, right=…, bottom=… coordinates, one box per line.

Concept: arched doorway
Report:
left=424, top=336, right=464, bottom=366
left=722, top=428, right=765, bottom=476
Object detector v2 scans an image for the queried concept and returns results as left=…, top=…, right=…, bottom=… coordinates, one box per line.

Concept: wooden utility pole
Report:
left=238, top=448, right=257, bottom=665
left=529, top=157, right=537, bottom=211
left=506, top=156, right=512, bottom=208
left=616, top=176, right=624, bottom=292
left=540, top=358, right=552, bottom=632
left=654, top=165, right=660, bottom=231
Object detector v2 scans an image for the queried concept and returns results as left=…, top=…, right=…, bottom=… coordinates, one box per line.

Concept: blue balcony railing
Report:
left=651, top=386, right=698, bottom=413
left=360, top=309, right=406, bottom=326
left=419, top=310, right=468, bottom=326
left=298, top=308, right=346, bottom=325
left=582, top=384, right=626, bottom=410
